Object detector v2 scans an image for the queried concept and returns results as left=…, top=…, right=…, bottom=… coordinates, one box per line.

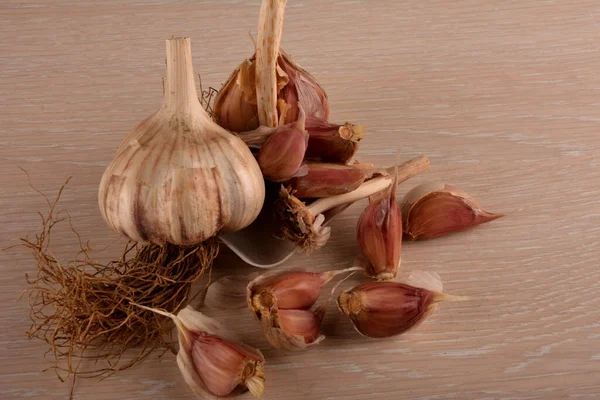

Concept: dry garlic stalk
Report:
left=247, top=268, right=357, bottom=350
left=337, top=271, right=468, bottom=338
left=134, top=304, right=265, bottom=399
left=275, top=155, right=430, bottom=251
left=98, top=37, right=265, bottom=246
left=401, top=182, right=504, bottom=240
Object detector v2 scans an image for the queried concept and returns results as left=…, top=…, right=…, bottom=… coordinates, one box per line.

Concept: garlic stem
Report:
left=256, top=0, right=287, bottom=127
left=163, top=38, right=206, bottom=117
left=308, top=155, right=430, bottom=216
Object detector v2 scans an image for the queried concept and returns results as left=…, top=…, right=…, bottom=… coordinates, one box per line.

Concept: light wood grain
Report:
left=2, top=1, right=600, bottom=399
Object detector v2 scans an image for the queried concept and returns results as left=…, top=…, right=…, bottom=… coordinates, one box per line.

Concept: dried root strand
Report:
left=20, top=177, right=219, bottom=394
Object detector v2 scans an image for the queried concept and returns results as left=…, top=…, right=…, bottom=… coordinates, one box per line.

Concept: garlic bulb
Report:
left=98, top=38, right=265, bottom=245
left=213, top=0, right=328, bottom=131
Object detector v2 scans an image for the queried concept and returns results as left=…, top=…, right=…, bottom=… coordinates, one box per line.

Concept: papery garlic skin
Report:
left=98, top=38, right=265, bottom=246
left=401, top=182, right=503, bottom=240
left=338, top=282, right=435, bottom=338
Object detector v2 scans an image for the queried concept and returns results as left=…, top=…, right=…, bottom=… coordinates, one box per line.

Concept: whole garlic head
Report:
left=99, top=38, right=265, bottom=246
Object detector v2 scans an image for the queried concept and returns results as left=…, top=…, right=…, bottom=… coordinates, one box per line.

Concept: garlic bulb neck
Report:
left=162, top=37, right=207, bottom=119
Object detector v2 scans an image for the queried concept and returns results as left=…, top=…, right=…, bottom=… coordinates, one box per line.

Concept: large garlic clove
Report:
left=214, top=50, right=329, bottom=132
left=98, top=38, right=265, bottom=246
left=134, top=305, right=265, bottom=399
left=401, top=182, right=504, bottom=240
left=356, top=162, right=403, bottom=281
left=337, top=272, right=467, bottom=339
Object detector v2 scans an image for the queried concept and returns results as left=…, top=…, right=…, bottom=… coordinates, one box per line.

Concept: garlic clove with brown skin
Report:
left=98, top=38, right=265, bottom=246
left=304, top=117, right=364, bottom=164
left=355, top=161, right=403, bottom=281
left=401, top=182, right=504, bottom=240
left=257, top=106, right=309, bottom=182
left=132, top=304, right=265, bottom=399
left=337, top=271, right=467, bottom=339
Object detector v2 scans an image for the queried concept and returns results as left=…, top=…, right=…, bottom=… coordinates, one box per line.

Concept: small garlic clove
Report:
left=276, top=308, right=326, bottom=345
left=356, top=161, right=403, bottom=280
left=134, top=304, right=265, bottom=399
left=304, top=116, right=364, bottom=164
left=401, top=182, right=504, bottom=240
left=257, top=106, right=309, bottom=182
left=337, top=274, right=466, bottom=339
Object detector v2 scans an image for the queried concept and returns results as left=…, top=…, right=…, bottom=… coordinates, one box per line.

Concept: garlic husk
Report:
left=133, top=305, right=265, bottom=399
left=337, top=271, right=466, bottom=338
left=98, top=38, right=265, bottom=246
left=401, top=182, right=504, bottom=240
left=304, top=117, right=364, bottom=164
left=356, top=161, right=402, bottom=281
left=257, top=106, right=309, bottom=182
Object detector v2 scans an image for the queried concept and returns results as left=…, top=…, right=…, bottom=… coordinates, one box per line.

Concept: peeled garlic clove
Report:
left=401, top=182, right=504, bottom=240
left=257, top=106, right=309, bottom=182
left=134, top=305, right=265, bottom=399
left=304, top=117, right=364, bottom=164
left=337, top=273, right=466, bottom=338
left=356, top=162, right=402, bottom=281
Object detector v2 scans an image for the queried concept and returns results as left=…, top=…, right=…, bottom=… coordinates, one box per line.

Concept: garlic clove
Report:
left=337, top=273, right=467, bottom=339
left=290, top=162, right=381, bottom=198
left=401, top=182, right=504, bottom=240
left=248, top=268, right=353, bottom=311
left=257, top=106, right=309, bottom=182
left=276, top=308, right=326, bottom=345
left=356, top=161, right=403, bottom=280
left=304, top=116, right=364, bottom=164
left=133, top=304, right=265, bottom=399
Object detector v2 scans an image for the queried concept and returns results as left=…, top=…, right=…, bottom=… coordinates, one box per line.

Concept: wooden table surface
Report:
left=2, top=1, right=600, bottom=399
